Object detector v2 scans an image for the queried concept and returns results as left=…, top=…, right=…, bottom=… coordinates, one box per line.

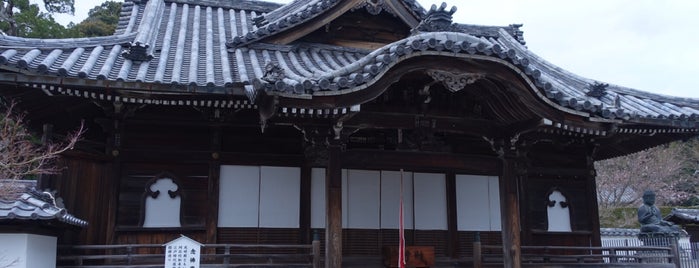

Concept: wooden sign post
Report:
left=164, top=235, right=203, bottom=268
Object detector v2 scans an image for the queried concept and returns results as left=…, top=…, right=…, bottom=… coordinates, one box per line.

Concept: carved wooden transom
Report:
left=427, top=70, right=485, bottom=92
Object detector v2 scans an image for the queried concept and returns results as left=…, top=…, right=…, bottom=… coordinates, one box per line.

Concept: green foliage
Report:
left=11, top=4, right=70, bottom=38
left=70, top=1, right=122, bottom=37
left=42, top=0, right=74, bottom=15
left=0, top=0, right=120, bottom=38
left=0, top=0, right=74, bottom=36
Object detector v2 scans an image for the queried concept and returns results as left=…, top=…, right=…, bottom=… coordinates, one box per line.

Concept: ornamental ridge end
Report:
left=121, top=41, right=153, bottom=62
left=586, top=82, right=609, bottom=98
left=412, top=2, right=457, bottom=33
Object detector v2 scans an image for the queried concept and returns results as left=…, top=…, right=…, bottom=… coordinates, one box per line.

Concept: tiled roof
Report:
left=0, top=0, right=697, bottom=127
left=665, top=208, right=699, bottom=225
left=600, top=228, right=641, bottom=237
left=233, top=0, right=429, bottom=47
left=600, top=227, right=689, bottom=238
left=0, top=182, right=88, bottom=228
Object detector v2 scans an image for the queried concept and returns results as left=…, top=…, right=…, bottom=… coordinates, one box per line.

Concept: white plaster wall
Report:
left=0, top=233, right=56, bottom=268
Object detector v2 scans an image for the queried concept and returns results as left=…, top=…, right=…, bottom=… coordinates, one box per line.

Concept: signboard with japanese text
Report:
left=164, top=235, right=202, bottom=268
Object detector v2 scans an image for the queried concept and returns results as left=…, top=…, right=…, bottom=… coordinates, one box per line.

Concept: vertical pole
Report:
left=671, top=240, right=681, bottom=268
left=499, top=153, right=522, bottom=268
left=313, top=232, right=321, bottom=268
left=126, top=246, right=133, bottom=265
left=473, top=232, right=482, bottom=268
left=223, top=245, right=230, bottom=265
left=325, top=141, right=343, bottom=268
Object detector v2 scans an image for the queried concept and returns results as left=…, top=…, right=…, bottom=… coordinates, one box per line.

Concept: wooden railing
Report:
left=473, top=242, right=682, bottom=268
left=57, top=241, right=321, bottom=268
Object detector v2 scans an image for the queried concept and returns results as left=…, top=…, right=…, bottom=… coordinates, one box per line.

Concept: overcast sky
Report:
left=47, top=0, right=699, bottom=99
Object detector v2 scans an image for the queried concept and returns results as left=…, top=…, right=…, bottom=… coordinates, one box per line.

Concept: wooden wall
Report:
left=51, top=153, right=113, bottom=245
left=46, top=102, right=603, bottom=262
left=116, top=162, right=209, bottom=228
left=520, top=141, right=600, bottom=247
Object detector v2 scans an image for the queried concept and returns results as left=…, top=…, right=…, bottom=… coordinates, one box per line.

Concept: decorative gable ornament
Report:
left=412, top=3, right=457, bottom=33
left=427, top=70, right=485, bottom=92
left=262, top=62, right=286, bottom=84
left=122, top=41, right=154, bottom=62
left=351, top=0, right=395, bottom=16
left=163, top=235, right=202, bottom=268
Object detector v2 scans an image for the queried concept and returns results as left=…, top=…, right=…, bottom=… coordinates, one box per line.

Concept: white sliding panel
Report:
left=218, top=165, right=260, bottom=227
left=345, top=169, right=381, bottom=228
left=413, top=172, right=447, bottom=230
left=488, top=177, right=502, bottom=231
left=311, top=168, right=326, bottom=228
left=342, top=169, right=348, bottom=227
left=455, top=175, right=501, bottom=231
left=259, top=166, right=301, bottom=228
left=380, top=170, right=414, bottom=229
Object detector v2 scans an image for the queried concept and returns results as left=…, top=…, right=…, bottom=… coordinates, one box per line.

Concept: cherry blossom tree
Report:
left=595, top=143, right=688, bottom=208
left=0, top=101, right=83, bottom=198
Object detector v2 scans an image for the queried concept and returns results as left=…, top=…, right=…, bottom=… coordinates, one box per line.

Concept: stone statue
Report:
left=638, top=190, right=680, bottom=234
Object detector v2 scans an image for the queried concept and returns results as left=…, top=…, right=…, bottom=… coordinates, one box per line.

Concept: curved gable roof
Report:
left=0, top=0, right=696, bottom=129
left=228, top=0, right=428, bottom=47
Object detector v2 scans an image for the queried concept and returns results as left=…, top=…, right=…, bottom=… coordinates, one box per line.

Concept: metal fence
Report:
left=602, top=237, right=699, bottom=268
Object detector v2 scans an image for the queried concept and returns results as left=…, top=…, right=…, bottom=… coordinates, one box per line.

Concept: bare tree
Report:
left=0, top=101, right=83, bottom=198
left=595, top=143, right=687, bottom=209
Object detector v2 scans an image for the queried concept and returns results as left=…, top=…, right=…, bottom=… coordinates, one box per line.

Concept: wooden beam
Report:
left=342, top=149, right=498, bottom=175
left=325, top=141, right=343, bottom=268
left=344, top=112, right=504, bottom=137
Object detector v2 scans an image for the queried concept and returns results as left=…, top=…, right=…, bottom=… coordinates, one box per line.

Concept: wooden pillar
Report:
left=586, top=145, right=602, bottom=247
left=206, top=126, right=222, bottom=244
left=499, top=151, right=522, bottom=268
left=106, top=105, right=124, bottom=244
left=299, top=164, right=312, bottom=244
left=325, top=141, right=343, bottom=268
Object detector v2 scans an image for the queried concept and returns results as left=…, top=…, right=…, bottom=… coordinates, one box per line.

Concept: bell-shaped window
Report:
left=142, top=174, right=182, bottom=228
left=546, top=189, right=571, bottom=232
